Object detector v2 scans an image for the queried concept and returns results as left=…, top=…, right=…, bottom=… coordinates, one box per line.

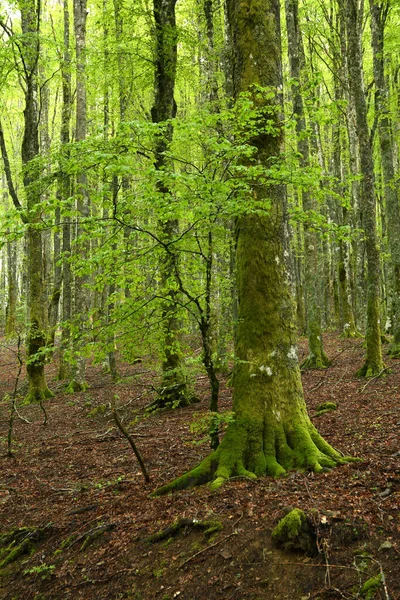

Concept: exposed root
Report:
left=146, top=518, right=223, bottom=543
left=153, top=418, right=354, bottom=496
left=356, top=360, right=386, bottom=378
left=301, top=353, right=331, bottom=370
left=0, top=524, right=53, bottom=569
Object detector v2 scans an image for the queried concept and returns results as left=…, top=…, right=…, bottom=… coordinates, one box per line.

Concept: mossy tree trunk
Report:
left=154, top=0, right=348, bottom=496
left=58, top=0, right=73, bottom=380
left=285, top=0, right=329, bottom=369
left=70, top=0, right=90, bottom=391
left=370, top=0, right=400, bottom=358
left=5, top=235, right=17, bottom=338
left=20, top=0, right=53, bottom=402
left=151, top=0, right=192, bottom=408
left=344, top=0, right=384, bottom=376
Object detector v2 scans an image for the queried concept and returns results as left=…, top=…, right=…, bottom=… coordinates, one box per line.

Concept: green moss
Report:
left=360, top=573, right=382, bottom=599
left=315, top=402, right=337, bottom=417
left=272, top=509, right=317, bottom=555
left=316, top=402, right=337, bottom=412
left=387, top=340, right=400, bottom=358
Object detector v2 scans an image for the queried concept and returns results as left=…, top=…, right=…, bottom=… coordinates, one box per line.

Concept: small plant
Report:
left=23, top=563, right=56, bottom=580
left=190, top=410, right=235, bottom=445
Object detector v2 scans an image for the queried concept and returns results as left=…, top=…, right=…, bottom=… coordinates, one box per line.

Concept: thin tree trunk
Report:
left=285, top=0, right=329, bottom=369
left=370, top=0, right=400, bottom=357
left=70, top=0, right=90, bottom=391
left=151, top=0, right=192, bottom=408
left=58, top=0, right=73, bottom=380
left=344, top=0, right=384, bottom=376
left=19, top=0, right=53, bottom=402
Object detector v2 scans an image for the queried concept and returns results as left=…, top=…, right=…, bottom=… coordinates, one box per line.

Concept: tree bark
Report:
left=58, top=0, right=73, bottom=380
left=154, top=0, right=349, bottom=496
left=70, top=0, right=90, bottom=391
left=369, top=0, right=400, bottom=357
left=151, top=0, right=192, bottom=408
left=344, top=0, right=384, bottom=376
left=19, top=0, right=53, bottom=402
left=285, top=0, right=329, bottom=369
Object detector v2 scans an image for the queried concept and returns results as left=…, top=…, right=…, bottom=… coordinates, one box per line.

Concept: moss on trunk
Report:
left=153, top=0, right=351, bottom=497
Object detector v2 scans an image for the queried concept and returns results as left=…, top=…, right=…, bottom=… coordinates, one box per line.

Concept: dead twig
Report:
left=111, top=398, right=150, bottom=483
left=179, top=513, right=243, bottom=568
left=359, top=367, right=390, bottom=393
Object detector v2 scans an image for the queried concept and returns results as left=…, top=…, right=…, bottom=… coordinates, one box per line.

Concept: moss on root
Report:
left=271, top=508, right=317, bottom=555
left=356, top=360, right=386, bottom=378
left=152, top=416, right=353, bottom=496
left=301, top=352, right=330, bottom=370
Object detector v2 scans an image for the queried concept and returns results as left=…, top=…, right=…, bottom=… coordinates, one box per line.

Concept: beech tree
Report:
left=0, top=0, right=53, bottom=402
left=154, top=0, right=349, bottom=495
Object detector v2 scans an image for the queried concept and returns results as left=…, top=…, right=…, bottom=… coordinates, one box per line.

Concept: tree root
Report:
left=152, top=418, right=355, bottom=496
left=0, top=524, right=53, bottom=569
left=272, top=508, right=318, bottom=555
left=356, top=361, right=387, bottom=378
left=69, top=524, right=116, bottom=552
left=147, top=518, right=223, bottom=543
left=301, top=353, right=331, bottom=370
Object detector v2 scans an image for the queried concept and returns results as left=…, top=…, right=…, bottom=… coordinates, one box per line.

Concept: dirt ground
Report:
left=0, top=333, right=399, bottom=600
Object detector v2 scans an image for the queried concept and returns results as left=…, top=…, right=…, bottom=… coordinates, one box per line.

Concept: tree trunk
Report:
left=344, top=0, right=384, bottom=376
left=20, top=0, right=53, bottom=402
left=369, top=0, right=400, bottom=357
left=70, top=0, right=90, bottom=391
left=151, top=0, right=192, bottom=408
left=58, top=0, right=73, bottom=380
left=5, top=236, right=17, bottom=338
left=285, top=0, right=329, bottom=369
left=154, top=0, right=349, bottom=496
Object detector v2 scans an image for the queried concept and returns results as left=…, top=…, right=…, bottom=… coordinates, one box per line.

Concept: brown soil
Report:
left=0, top=333, right=399, bottom=600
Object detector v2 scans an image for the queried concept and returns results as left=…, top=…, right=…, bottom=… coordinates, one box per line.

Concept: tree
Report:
left=150, top=0, right=193, bottom=408
left=0, top=0, right=53, bottom=402
left=154, top=0, right=348, bottom=495
left=369, top=0, right=400, bottom=358
left=285, top=0, right=330, bottom=368
left=342, top=0, right=384, bottom=376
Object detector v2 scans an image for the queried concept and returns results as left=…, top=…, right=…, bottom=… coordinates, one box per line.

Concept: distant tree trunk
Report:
left=285, top=0, right=329, bottom=369
left=19, top=0, right=53, bottom=402
left=151, top=0, right=192, bottom=408
left=344, top=0, right=384, bottom=376
left=58, top=0, right=73, bottom=380
left=370, top=0, right=400, bottom=357
left=70, top=0, right=90, bottom=390
left=5, top=236, right=17, bottom=337
left=154, top=0, right=348, bottom=496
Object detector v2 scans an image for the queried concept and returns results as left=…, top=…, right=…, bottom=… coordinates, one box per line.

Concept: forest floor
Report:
left=0, top=333, right=399, bottom=600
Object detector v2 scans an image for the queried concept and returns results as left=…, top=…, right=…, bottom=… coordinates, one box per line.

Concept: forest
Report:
left=0, top=0, right=399, bottom=597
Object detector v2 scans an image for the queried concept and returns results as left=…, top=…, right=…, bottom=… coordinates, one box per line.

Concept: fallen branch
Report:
left=179, top=530, right=237, bottom=568
left=111, top=398, right=150, bottom=483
